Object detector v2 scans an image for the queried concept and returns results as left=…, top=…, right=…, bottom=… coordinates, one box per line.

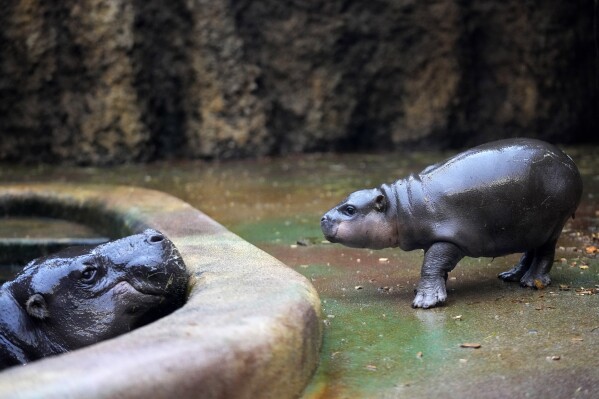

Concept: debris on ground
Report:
left=575, top=287, right=597, bottom=296
left=460, top=343, right=481, bottom=349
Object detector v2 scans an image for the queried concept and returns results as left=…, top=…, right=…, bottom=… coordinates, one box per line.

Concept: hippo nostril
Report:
left=148, top=234, right=164, bottom=243
left=321, top=216, right=327, bottom=222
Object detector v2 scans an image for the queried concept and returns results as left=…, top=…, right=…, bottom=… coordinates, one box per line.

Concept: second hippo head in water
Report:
left=321, top=139, right=583, bottom=309
left=0, top=229, right=188, bottom=370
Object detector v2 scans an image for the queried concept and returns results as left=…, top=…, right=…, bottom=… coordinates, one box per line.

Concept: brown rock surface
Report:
left=0, top=1, right=596, bottom=164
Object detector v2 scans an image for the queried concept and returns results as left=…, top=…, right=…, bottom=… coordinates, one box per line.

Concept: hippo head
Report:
left=321, top=188, right=399, bottom=249
left=9, top=229, right=188, bottom=350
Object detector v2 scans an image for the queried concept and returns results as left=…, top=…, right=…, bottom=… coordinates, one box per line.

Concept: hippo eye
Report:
left=343, top=205, right=356, bottom=216
left=80, top=266, right=97, bottom=283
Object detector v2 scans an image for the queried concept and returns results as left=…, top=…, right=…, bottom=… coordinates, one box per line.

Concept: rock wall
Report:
left=0, top=0, right=597, bottom=164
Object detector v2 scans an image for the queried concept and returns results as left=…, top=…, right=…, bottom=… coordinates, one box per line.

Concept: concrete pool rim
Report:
left=0, top=183, right=323, bottom=399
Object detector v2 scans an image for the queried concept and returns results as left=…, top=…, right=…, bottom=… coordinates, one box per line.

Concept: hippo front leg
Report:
left=413, top=242, right=464, bottom=309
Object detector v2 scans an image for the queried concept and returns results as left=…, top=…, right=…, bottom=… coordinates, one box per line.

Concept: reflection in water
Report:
left=415, top=309, right=448, bottom=330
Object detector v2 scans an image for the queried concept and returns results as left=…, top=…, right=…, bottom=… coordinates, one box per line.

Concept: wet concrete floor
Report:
left=0, top=146, right=598, bottom=398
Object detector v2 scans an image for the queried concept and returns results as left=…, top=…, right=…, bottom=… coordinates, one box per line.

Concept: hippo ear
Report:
left=26, top=294, right=49, bottom=320
left=375, top=194, right=387, bottom=212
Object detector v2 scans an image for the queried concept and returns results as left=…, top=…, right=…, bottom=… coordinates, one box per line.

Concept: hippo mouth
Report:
left=113, top=280, right=165, bottom=298
left=320, top=219, right=339, bottom=243
left=111, top=281, right=184, bottom=327
left=323, top=232, right=338, bottom=243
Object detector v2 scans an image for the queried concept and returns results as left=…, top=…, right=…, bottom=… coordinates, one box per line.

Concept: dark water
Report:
left=0, top=217, right=107, bottom=283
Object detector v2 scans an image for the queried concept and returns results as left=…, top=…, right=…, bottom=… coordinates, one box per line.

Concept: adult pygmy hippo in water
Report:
left=321, top=138, right=583, bottom=309
left=0, top=229, right=188, bottom=370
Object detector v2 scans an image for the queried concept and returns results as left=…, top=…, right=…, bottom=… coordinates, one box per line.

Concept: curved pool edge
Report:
left=0, top=183, right=323, bottom=399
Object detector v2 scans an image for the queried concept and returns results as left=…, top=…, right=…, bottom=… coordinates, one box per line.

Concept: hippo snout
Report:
left=102, top=230, right=186, bottom=295
left=320, top=214, right=338, bottom=242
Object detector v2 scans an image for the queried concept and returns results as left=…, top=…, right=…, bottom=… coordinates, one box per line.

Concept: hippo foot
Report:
left=498, top=267, right=525, bottom=282
left=519, top=273, right=551, bottom=289
left=412, top=279, right=447, bottom=309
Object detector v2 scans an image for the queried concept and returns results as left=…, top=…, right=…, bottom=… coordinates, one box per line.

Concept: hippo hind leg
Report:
left=413, top=242, right=464, bottom=309
left=498, top=251, right=533, bottom=282
left=518, top=239, right=558, bottom=289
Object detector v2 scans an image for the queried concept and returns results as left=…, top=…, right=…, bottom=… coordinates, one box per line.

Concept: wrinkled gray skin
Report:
left=321, top=138, right=583, bottom=308
left=0, top=229, right=188, bottom=370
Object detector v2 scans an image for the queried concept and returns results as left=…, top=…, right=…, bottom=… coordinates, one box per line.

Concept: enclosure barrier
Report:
left=0, top=184, right=322, bottom=399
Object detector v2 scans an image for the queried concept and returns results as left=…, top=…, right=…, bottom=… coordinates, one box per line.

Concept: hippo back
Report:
left=394, top=138, right=582, bottom=256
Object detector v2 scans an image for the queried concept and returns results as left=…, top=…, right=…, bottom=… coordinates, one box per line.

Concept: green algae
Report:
left=232, top=215, right=323, bottom=246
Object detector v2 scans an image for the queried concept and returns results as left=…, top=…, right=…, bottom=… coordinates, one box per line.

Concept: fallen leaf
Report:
left=460, top=343, right=481, bottom=349
left=365, top=364, right=377, bottom=371
left=534, top=279, right=547, bottom=289
left=575, top=287, right=597, bottom=295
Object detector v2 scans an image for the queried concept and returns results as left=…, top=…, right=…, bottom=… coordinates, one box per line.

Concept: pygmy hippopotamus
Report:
left=321, top=138, right=583, bottom=309
left=0, top=229, right=188, bottom=370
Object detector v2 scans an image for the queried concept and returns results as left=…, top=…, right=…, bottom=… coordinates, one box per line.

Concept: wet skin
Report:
left=0, top=229, right=188, bottom=370
left=321, top=138, right=583, bottom=308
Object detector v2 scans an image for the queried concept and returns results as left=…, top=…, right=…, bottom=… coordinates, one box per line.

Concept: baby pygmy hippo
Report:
left=321, top=138, right=583, bottom=308
left=0, top=229, right=188, bottom=370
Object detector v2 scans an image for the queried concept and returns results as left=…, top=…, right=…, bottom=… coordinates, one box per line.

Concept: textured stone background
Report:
left=0, top=0, right=597, bottom=164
